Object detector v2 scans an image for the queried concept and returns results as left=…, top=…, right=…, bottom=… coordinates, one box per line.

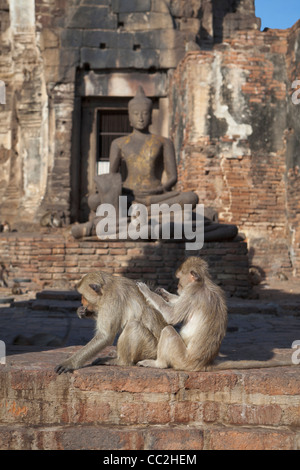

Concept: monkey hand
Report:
left=55, top=359, right=76, bottom=374
left=137, top=281, right=151, bottom=298
left=155, top=287, right=171, bottom=302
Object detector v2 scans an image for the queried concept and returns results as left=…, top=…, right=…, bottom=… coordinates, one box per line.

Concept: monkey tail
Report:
left=206, top=358, right=294, bottom=371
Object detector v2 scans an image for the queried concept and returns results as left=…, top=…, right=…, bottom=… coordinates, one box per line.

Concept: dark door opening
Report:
left=97, top=109, right=131, bottom=175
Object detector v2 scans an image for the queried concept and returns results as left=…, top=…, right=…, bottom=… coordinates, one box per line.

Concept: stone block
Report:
left=119, top=12, right=174, bottom=31
left=42, top=28, right=59, bottom=49
left=68, top=6, right=117, bottom=30
left=44, top=48, right=60, bottom=67
left=81, top=0, right=110, bottom=4
left=159, top=48, right=185, bottom=68
left=80, top=47, right=159, bottom=70
left=134, top=30, right=189, bottom=50
left=82, top=30, right=134, bottom=49
left=61, top=29, right=83, bottom=48
left=111, top=0, right=151, bottom=13
left=208, top=427, right=295, bottom=451
left=80, top=47, right=118, bottom=69
left=59, top=48, right=80, bottom=69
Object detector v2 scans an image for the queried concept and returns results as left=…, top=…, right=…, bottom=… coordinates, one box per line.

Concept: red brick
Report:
left=208, top=427, right=295, bottom=450
left=185, top=370, right=239, bottom=392
left=0, top=425, right=145, bottom=450
left=120, top=402, right=171, bottom=425
left=203, top=401, right=220, bottom=423
left=226, top=404, right=282, bottom=426
left=145, top=428, right=204, bottom=451
left=243, top=368, right=300, bottom=396
left=73, top=366, right=183, bottom=394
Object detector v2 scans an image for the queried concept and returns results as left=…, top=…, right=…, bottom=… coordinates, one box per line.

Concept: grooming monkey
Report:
left=55, top=271, right=167, bottom=374
left=137, top=257, right=293, bottom=371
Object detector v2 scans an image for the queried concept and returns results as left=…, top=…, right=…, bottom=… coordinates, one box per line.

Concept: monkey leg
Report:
left=139, top=325, right=188, bottom=370
left=115, top=320, right=158, bottom=366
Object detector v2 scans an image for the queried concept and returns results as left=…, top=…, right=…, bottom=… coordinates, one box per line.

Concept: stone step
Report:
left=0, top=423, right=297, bottom=450
left=29, top=299, right=80, bottom=312
left=36, top=290, right=81, bottom=301
left=0, top=348, right=299, bottom=450
left=227, top=299, right=300, bottom=316
left=11, top=290, right=299, bottom=317
left=12, top=291, right=81, bottom=312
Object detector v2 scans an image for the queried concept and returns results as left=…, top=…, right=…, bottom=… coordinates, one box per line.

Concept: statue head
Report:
left=128, top=86, right=153, bottom=130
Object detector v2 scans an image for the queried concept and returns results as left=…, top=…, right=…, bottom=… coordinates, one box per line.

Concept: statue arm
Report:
left=109, top=139, right=122, bottom=173
left=163, top=138, right=178, bottom=191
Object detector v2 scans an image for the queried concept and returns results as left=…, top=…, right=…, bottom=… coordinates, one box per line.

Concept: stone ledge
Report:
left=0, top=348, right=299, bottom=450
left=0, top=424, right=297, bottom=451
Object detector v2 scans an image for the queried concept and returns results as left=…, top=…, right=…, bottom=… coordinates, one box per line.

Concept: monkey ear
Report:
left=89, top=283, right=102, bottom=295
left=190, top=270, right=201, bottom=282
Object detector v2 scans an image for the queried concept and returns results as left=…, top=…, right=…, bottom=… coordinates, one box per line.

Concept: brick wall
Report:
left=0, top=0, right=260, bottom=226
left=0, top=233, right=251, bottom=297
left=170, top=23, right=300, bottom=279
left=0, top=354, right=299, bottom=450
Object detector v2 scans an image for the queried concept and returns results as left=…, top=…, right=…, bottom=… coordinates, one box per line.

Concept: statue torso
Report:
left=117, top=133, right=165, bottom=196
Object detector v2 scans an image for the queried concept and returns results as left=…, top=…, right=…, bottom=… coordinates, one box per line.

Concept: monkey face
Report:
left=77, top=296, right=97, bottom=319
left=176, top=270, right=201, bottom=294
left=176, top=272, right=192, bottom=294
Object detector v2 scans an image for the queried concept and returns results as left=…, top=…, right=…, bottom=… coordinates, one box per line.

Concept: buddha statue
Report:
left=72, top=86, right=238, bottom=242
left=109, top=86, right=198, bottom=208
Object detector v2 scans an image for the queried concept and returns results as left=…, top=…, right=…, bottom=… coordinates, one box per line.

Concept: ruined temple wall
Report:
left=0, top=0, right=50, bottom=222
left=4, top=0, right=295, bottom=280
left=285, top=23, right=300, bottom=277
left=0, top=0, right=200, bottom=225
left=0, top=0, right=259, bottom=227
left=170, top=23, right=300, bottom=278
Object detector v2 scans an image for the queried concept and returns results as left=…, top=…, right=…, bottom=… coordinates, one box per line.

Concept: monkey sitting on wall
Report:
left=55, top=272, right=167, bottom=374
left=137, top=257, right=227, bottom=371
left=137, top=257, right=293, bottom=371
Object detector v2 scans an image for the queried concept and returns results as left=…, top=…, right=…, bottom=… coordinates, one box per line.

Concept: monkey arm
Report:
left=137, top=282, right=176, bottom=324
left=156, top=287, right=179, bottom=304
left=55, top=330, right=115, bottom=374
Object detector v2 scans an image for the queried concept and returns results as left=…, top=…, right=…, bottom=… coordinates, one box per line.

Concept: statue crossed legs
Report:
left=72, top=87, right=238, bottom=242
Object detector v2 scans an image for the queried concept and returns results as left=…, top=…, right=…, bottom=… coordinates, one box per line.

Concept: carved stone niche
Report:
left=71, top=71, right=169, bottom=223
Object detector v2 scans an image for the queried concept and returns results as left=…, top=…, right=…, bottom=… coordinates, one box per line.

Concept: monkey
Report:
left=0, top=221, right=10, bottom=233
left=12, top=283, right=23, bottom=295
left=40, top=211, right=65, bottom=228
left=137, top=257, right=294, bottom=371
left=55, top=271, right=167, bottom=374
left=137, top=257, right=227, bottom=371
left=0, top=263, right=8, bottom=287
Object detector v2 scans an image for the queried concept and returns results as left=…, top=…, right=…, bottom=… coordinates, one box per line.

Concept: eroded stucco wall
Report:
left=170, top=22, right=300, bottom=278
left=0, top=0, right=259, bottom=226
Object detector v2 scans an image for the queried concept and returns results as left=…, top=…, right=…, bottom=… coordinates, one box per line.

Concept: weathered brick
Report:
left=120, top=402, right=171, bottom=425
left=226, top=404, right=283, bottom=426
left=208, top=427, right=295, bottom=451
left=145, top=428, right=204, bottom=451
